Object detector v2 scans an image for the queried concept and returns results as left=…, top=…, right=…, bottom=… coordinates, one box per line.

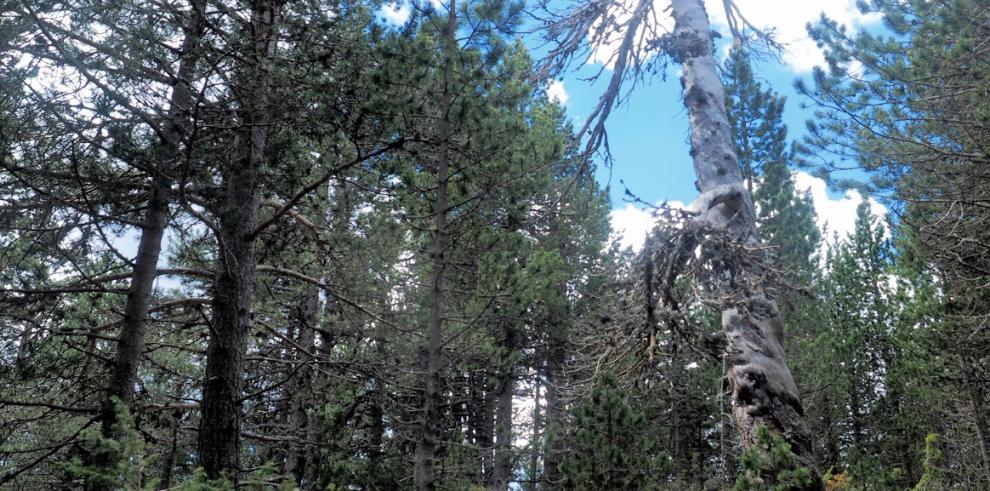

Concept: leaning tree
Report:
left=536, top=0, right=822, bottom=484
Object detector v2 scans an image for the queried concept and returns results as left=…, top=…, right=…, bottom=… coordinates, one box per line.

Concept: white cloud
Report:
left=792, top=171, right=887, bottom=245
left=703, top=0, right=882, bottom=72
left=610, top=204, right=656, bottom=251
left=609, top=201, right=686, bottom=251
left=589, top=0, right=674, bottom=68
left=545, top=80, right=570, bottom=105
left=381, top=1, right=411, bottom=25
left=608, top=172, right=887, bottom=253
left=589, top=1, right=881, bottom=73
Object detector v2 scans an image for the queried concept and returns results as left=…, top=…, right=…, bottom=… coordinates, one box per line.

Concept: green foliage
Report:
left=733, top=427, right=815, bottom=491
left=724, top=47, right=789, bottom=190
left=913, top=434, right=945, bottom=491
left=64, top=398, right=157, bottom=490
left=174, top=468, right=232, bottom=491
left=562, top=374, right=661, bottom=490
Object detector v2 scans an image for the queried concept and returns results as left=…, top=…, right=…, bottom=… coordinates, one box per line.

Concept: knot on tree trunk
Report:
left=668, top=29, right=709, bottom=63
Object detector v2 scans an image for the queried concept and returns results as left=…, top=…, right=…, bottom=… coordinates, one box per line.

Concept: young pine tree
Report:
left=561, top=375, right=661, bottom=490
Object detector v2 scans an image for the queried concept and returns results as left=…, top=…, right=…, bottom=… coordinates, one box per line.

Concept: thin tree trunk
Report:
left=527, top=376, right=542, bottom=491
left=197, top=0, right=278, bottom=480
left=302, top=298, right=340, bottom=490
left=493, top=323, right=518, bottom=489
left=157, top=409, right=181, bottom=490
left=414, top=1, right=456, bottom=488
left=669, top=336, right=683, bottom=472
left=473, top=371, right=495, bottom=485
left=962, top=357, right=990, bottom=484
left=301, top=183, right=348, bottom=490
left=850, top=378, right=863, bottom=450
left=542, top=317, right=566, bottom=489
left=284, top=285, right=319, bottom=483
left=669, top=0, right=820, bottom=484
left=97, top=0, right=205, bottom=439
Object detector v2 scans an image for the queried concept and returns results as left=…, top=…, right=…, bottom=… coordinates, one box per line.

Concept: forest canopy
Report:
left=0, top=0, right=988, bottom=489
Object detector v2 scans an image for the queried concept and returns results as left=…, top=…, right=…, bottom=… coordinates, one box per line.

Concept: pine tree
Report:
left=723, top=48, right=788, bottom=196
left=800, top=0, right=990, bottom=484
left=561, top=375, right=660, bottom=490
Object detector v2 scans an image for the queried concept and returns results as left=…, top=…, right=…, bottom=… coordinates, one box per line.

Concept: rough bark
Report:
left=157, top=409, right=181, bottom=490
left=669, top=0, right=820, bottom=483
left=197, top=0, right=278, bottom=480
left=97, top=0, right=205, bottom=439
left=414, top=1, right=456, bottom=488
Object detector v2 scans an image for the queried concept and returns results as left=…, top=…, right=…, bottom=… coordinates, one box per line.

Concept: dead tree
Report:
left=537, top=0, right=821, bottom=483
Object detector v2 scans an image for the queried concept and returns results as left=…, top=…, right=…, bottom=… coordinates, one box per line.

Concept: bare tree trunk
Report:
left=414, top=1, right=456, bottom=488
left=97, top=0, right=205, bottom=440
left=197, top=0, right=278, bottom=480
left=669, top=0, right=820, bottom=483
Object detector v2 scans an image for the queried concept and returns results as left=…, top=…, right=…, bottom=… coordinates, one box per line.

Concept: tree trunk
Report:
left=284, top=285, right=319, bottom=483
left=197, top=0, right=278, bottom=480
left=962, top=357, right=990, bottom=484
left=471, top=370, right=495, bottom=485
left=492, top=323, right=518, bottom=489
left=542, top=318, right=567, bottom=489
left=157, top=409, right=181, bottom=490
left=669, top=0, right=820, bottom=483
left=302, top=297, right=340, bottom=490
left=527, top=376, right=542, bottom=491
left=97, top=0, right=205, bottom=438
left=301, top=183, right=349, bottom=490
left=414, top=1, right=456, bottom=488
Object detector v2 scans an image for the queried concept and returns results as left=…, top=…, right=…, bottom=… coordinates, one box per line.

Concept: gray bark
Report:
left=98, top=0, right=205, bottom=436
left=669, top=0, right=820, bottom=483
left=197, top=0, right=279, bottom=480
left=414, top=1, right=456, bottom=488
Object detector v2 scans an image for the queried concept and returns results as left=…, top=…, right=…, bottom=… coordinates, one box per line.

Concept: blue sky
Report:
left=559, top=54, right=815, bottom=208
left=381, top=0, right=888, bottom=250
left=538, top=0, right=888, bottom=250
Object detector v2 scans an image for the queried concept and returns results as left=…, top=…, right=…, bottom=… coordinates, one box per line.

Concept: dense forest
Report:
left=0, top=0, right=988, bottom=489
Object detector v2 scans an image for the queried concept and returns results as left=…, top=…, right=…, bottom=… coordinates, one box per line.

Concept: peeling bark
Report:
left=669, top=0, right=820, bottom=483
